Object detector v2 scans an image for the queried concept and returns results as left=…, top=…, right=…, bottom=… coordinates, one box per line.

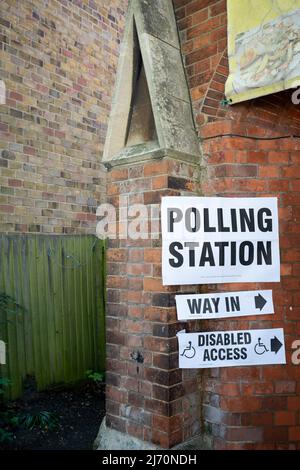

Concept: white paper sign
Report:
left=0, top=340, right=6, bottom=365
left=175, top=289, right=274, bottom=321
left=177, top=328, right=286, bottom=369
left=161, top=197, right=280, bottom=286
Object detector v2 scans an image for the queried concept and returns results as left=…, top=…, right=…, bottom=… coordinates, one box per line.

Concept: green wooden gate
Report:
left=0, top=234, right=106, bottom=399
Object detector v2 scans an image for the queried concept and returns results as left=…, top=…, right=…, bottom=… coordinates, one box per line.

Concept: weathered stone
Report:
left=94, top=417, right=160, bottom=450
left=133, top=0, right=179, bottom=49
left=103, top=0, right=199, bottom=162
left=140, top=34, right=190, bottom=103
left=94, top=417, right=212, bottom=450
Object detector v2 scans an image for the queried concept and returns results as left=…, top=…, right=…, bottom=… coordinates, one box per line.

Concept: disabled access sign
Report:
left=177, top=328, right=286, bottom=369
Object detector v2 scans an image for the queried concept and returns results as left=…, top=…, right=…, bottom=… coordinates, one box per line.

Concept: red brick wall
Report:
left=0, top=0, right=127, bottom=234
left=175, top=0, right=300, bottom=449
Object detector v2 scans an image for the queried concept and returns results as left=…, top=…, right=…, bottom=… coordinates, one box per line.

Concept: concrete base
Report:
left=94, top=417, right=212, bottom=450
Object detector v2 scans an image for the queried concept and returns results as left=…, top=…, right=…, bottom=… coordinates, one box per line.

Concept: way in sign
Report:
left=175, top=290, right=274, bottom=321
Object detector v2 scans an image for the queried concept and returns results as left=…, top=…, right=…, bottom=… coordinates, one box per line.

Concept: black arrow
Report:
left=270, top=336, right=283, bottom=354
left=255, top=293, right=267, bottom=310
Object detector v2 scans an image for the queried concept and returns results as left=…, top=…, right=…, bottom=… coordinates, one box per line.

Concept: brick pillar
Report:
left=100, top=155, right=205, bottom=449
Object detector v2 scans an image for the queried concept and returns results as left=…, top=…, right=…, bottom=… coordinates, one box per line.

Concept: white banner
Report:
left=175, top=289, right=274, bottom=321
left=177, top=328, right=286, bottom=369
left=162, top=197, right=280, bottom=286
left=0, top=340, right=5, bottom=365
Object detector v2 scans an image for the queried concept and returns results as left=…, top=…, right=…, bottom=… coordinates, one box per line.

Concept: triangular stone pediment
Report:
left=103, top=0, right=199, bottom=165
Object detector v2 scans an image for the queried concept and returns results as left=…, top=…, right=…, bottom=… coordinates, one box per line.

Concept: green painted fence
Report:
left=0, top=234, right=106, bottom=399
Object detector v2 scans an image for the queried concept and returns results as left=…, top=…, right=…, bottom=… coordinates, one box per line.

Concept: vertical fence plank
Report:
left=21, top=236, right=34, bottom=376
left=80, top=236, right=88, bottom=375
left=0, top=235, right=9, bottom=396
left=53, top=237, right=64, bottom=383
left=7, top=237, right=22, bottom=398
left=12, top=236, right=26, bottom=396
left=75, top=235, right=84, bottom=379
left=87, top=237, right=95, bottom=370
left=61, top=236, right=71, bottom=384
left=96, top=239, right=106, bottom=372
left=43, top=237, right=56, bottom=385
left=28, top=236, right=42, bottom=392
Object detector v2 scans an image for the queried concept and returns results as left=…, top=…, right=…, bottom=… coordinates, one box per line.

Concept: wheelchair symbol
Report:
left=254, top=337, right=269, bottom=355
left=181, top=341, right=196, bottom=359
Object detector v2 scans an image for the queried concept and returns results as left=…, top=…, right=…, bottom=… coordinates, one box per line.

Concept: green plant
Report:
left=86, top=370, right=104, bottom=384
left=0, top=378, right=15, bottom=445
left=16, top=411, right=59, bottom=431
left=220, top=97, right=232, bottom=107
left=0, top=377, right=11, bottom=396
left=0, top=293, right=25, bottom=397
left=0, top=294, right=26, bottom=446
left=0, top=428, right=13, bottom=444
left=0, top=293, right=26, bottom=323
left=0, top=292, right=27, bottom=403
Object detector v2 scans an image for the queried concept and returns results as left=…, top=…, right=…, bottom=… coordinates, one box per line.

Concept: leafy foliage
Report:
left=220, top=97, right=232, bottom=107
left=0, top=293, right=25, bottom=402
left=86, top=370, right=104, bottom=384
left=15, top=411, right=59, bottom=431
left=0, top=378, right=11, bottom=396
left=0, top=292, right=26, bottom=324
left=0, top=379, right=15, bottom=444
left=0, top=428, right=13, bottom=444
